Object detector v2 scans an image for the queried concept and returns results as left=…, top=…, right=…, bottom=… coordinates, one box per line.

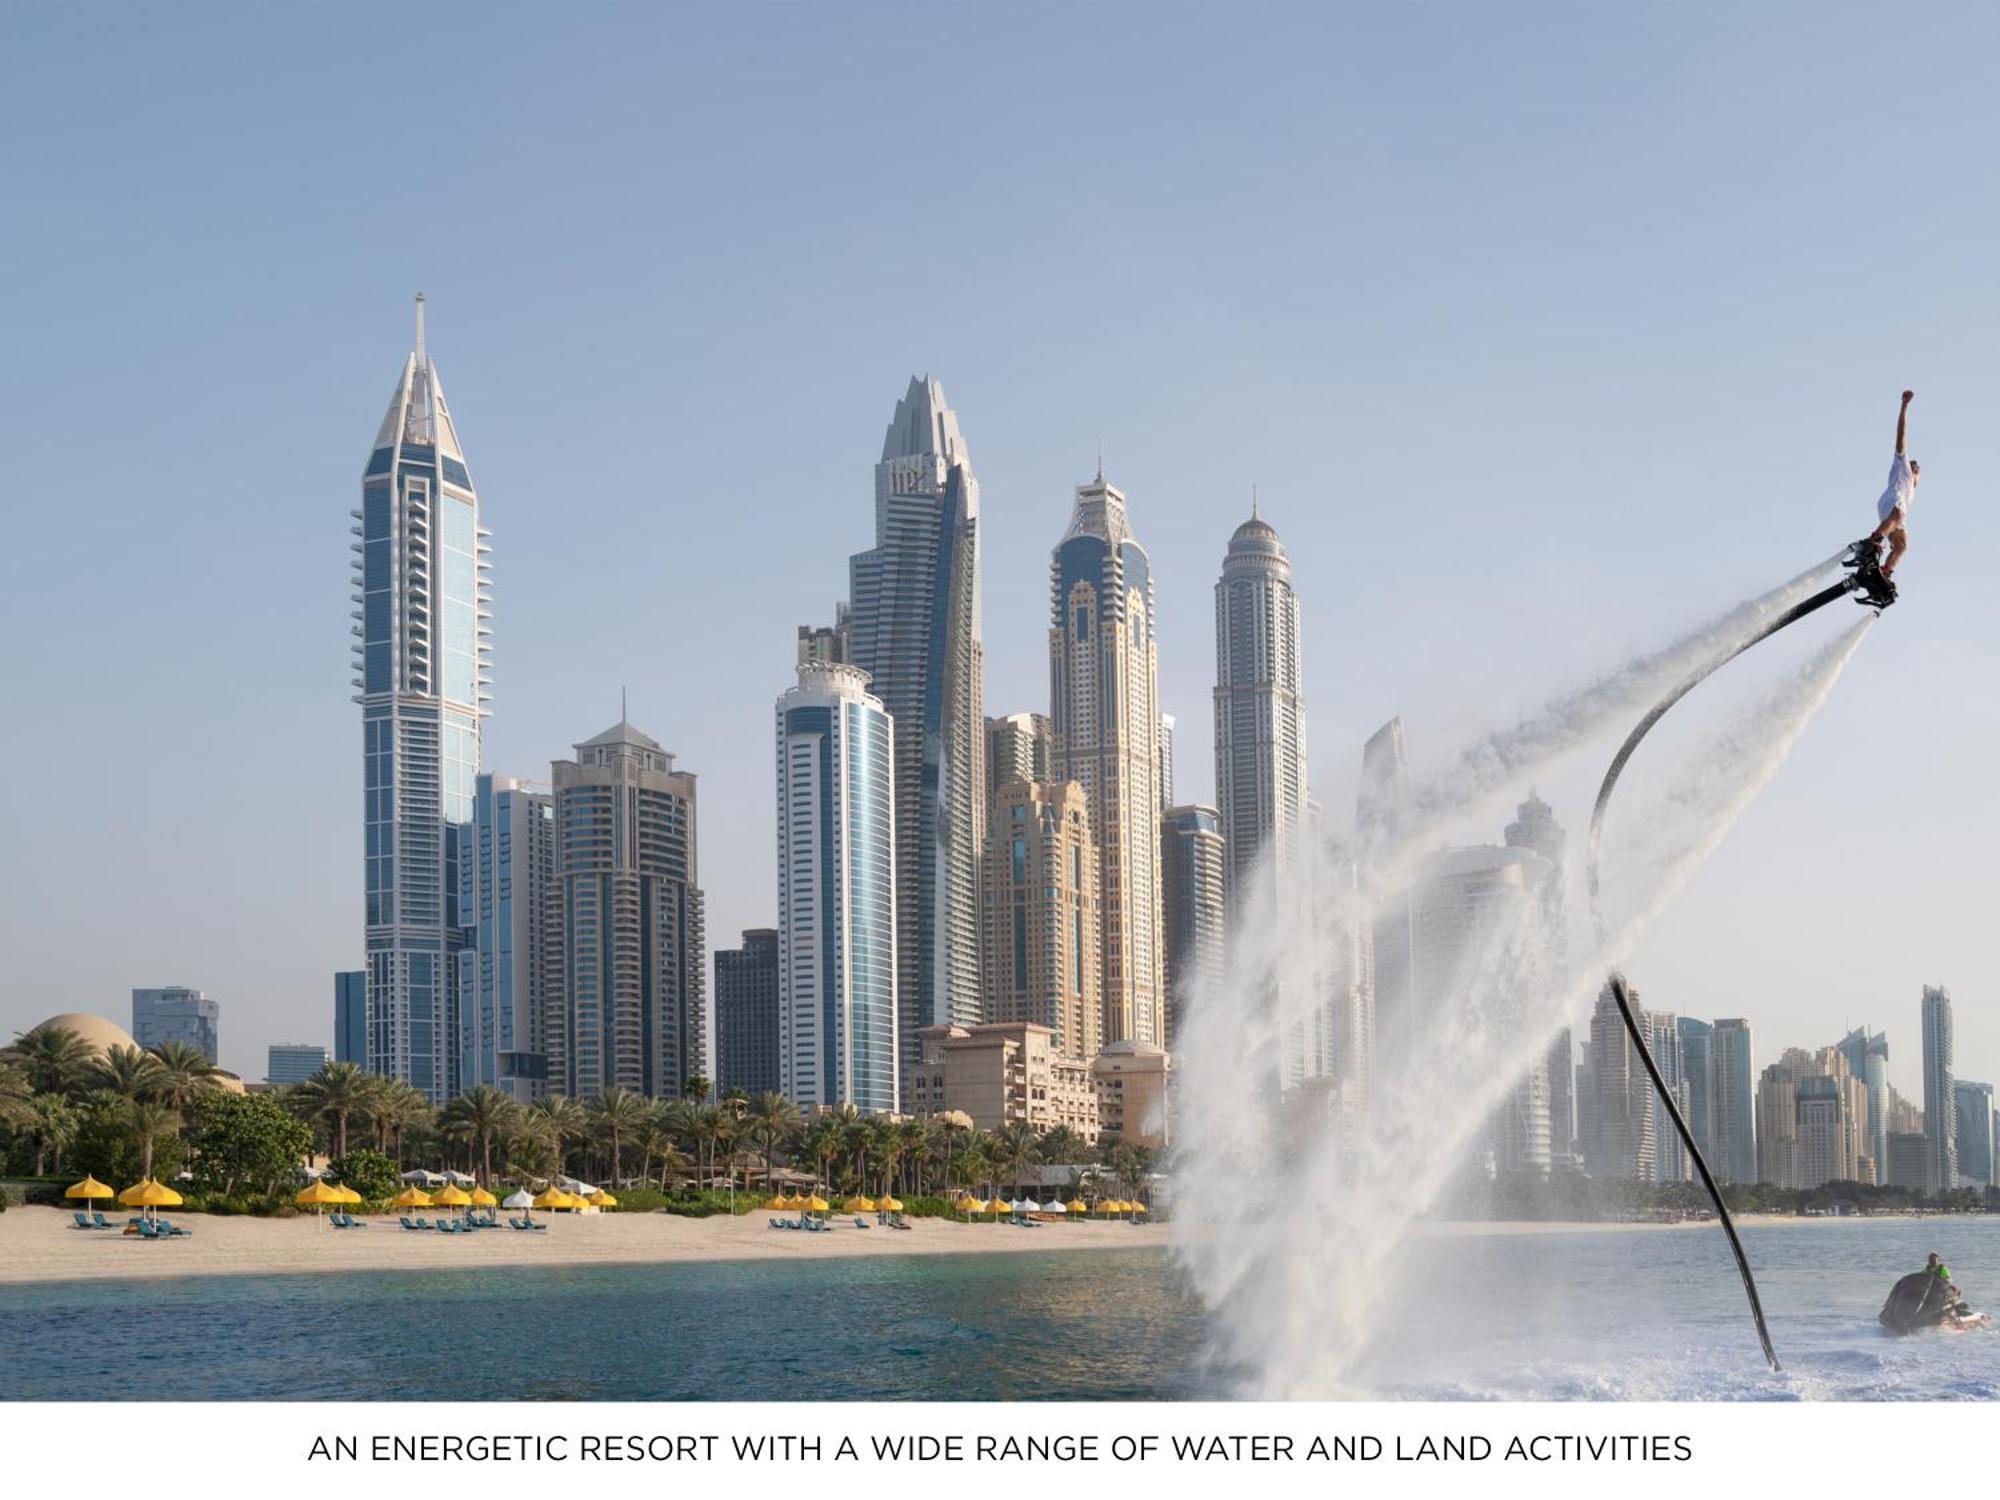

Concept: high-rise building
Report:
left=1214, top=508, right=1308, bottom=905
left=1756, top=1059, right=1799, bottom=1189
left=1954, top=1080, right=1995, bottom=1190
left=1711, top=1018, right=1756, bottom=1184
left=1677, top=1017, right=1715, bottom=1164
left=1922, top=984, right=1956, bottom=1194
left=776, top=661, right=899, bottom=1113
left=1886, top=1131, right=1930, bottom=1191
left=1504, top=793, right=1573, bottom=1172
left=981, top=779, right=1100, bottom=1063
left=986, top=712, right=1054, bottom=796
left=1834, top=1026, right=1890, bottom=1182
left=715, top=929, right=782, bottom=1100
left=550, top=717, right=705, bottom=1099
left=1051, top=472, right=1165, bottom=1047
left=1160, top=804, right=1226, bottom=1050
left=1645, top=1012, right=1691, bottom=1184
left=1158, top=713, right=1176, bottom=810
left=352, top=296, right=491, bottom=1103
left=465, top=773, right=556, bottom=1100
left=333, top=972, right=366, bottom=1065
left=1357, top=718, right=1413, bottom=1063
left=1585, top=982, right=1655, bottom=1181
left=846, top=377, right=985, bottom=1106
left=131, top=987, right=218, bottom=1064
left=267, top=1044, right=329, bottom=1086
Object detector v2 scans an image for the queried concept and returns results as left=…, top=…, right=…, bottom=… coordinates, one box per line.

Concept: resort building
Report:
left=266, top=1044, right=328, bottom=1086
left=1159, top=804, right=1224, bottom=1050
left=550, top=716, right=706, bottom=1100
left=352, top=296, right=492, bottom=1103
left=1051, top=472, right=1166, bottom=1048
left=981, top=778, right=1101, bottom=1062
left=775, top=660, right=899, bottom=1113
left=333, top=971, right=366, bottom=1064
left=909, top=1022, right=1100, bottom=1142
left=131, top=986, right=219, bottom=1064
left=1922, top=984, right=1956, bottom=1194
left=715, top=928, right=782, bottom=1100
left=1091, top=1040, right=1172, bottom=1148
left=463, top=772, right=557, bottom=1099
left=846, top=376, right=985, bottom=1108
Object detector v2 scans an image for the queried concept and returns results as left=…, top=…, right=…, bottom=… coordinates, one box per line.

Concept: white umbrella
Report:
left=502, top=1189, right=534, bottom=1209
left=1045, top=1200, right=1068, bottom=1214
left=1022, top=1199, right=1043, bottom=1213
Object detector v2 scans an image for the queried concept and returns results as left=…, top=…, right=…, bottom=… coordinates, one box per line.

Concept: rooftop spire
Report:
left=414, top=292, right=427, bottom=367
left=1251, top=483, right=1258, bottom=519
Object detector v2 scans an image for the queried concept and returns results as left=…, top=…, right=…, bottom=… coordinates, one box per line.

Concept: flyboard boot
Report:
left=1842, top=536, right=1897, bottom=610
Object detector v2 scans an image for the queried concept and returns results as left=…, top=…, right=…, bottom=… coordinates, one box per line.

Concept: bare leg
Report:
left=1883, top=523, right=1908, bottom=577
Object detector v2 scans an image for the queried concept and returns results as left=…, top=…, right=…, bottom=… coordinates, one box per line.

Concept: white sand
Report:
left=0, top=1205, right=1167, bottom=1285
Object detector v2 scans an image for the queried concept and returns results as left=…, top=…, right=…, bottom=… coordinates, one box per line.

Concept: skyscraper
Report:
left=1835, top=1026, right=1890, bottom=1183
left=1955, top=1081, right=1996, bottom=1190
left=1158, top=713, right=1176, bottom=810
left=1504, top=793, right=1572, bottom=1173
left=1645, top=1011, right=1691, bottom=1184
left=465, top=772, right=556, bottom=1100
left=550, top=717, right=705, bottom=1099
left=1711, top=1018, right=1756, bottom=1184
left=847, top=377, right=985, bottom=1107
left=1214, top=508, right=1308, bottom=903
left=333, top=972, right=366, bottom=1065
left=1160, top=804, right=1226, bottom=1050
left=1585, top=981, right=1655, bottom=1182
left=131, top=986, right=219, bottom=1064
left=986, top=713, right=1054, bottom=795
left=715, top=929, right=782, bottom=1100
left=1922, top=984, right=1956, bottom=1194
left=981, top=779, right=1101, bottom=1062
left=1676, top=1017, right=1715, bottom=1164
left=267, top=1044, right=329, bottom=1086
left=1051, top=473, right=1165, bottom=1046
left=776, top=660, right=899, bottom=1112
left=1357, top=718, right=1413, bottom=1062
left=352, top=296, right=491, bottom=1103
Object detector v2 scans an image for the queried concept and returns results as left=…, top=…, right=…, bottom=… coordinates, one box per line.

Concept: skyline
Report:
left=4, top=5, right=1998, bottom=1100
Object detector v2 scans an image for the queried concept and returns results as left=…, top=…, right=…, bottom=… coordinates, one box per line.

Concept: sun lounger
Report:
left=413, top=1217, right=433, bottom=1230
left=854, top=1218, right=869, bottom=1229
left=135, top=1220, right=158, bottom=1240
left=73, top=1212, right=94, bottom=1229
left=92, top=1212, right=114, bottom=1229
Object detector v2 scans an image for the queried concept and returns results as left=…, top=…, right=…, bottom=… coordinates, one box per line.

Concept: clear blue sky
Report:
left=2, top=3, right=1993, bottom=1099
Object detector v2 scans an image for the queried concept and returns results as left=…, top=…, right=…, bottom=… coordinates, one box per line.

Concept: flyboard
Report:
left=1584, top=536, right=1896, bottom=1374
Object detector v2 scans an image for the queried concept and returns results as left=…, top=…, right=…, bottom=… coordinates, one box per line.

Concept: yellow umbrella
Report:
left=1129, top=1202, right=1148, bottom=1216
left=119, top=1179, right=183, bottom=1207
left=843, top=1197, right=875, bottom=1214
left=391, top=1186, right=433, bottom=1209
left=532, top=1188, right=567, bottom=1210
left=433, top=1184, right=472, bottom=1207
left=763, top=1197, right=789, bottom=1210
left=335, top=1185, right=364, bottom=1205
left=588, top=1190, right=618, bottom=1208
left=1066, top=1199, right=1089, bottom=1215
left=295, top=1179, right=343, bottom=1216
left=469, top=1186, right=498, bottom=1207
left=878, top=1196, right=903, bottom=1213
left=805, top=1195, right=830, bottom=1213
left=65, top=1176, right=113, bottom=1208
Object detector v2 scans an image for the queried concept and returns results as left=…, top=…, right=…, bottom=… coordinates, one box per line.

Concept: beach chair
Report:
left=135, top=1220, right=160, bottom=1240
left=854, top=1218, right=869, bottom=1229
left=527, top=1218, right=546, bottom=1231
left=92, top=1212, right=114, bottom=1230
left=73, top=1211, right=93, bottom=1230
left=399, top=1216, right=416, bottom=1230
left=166, top=1222, right=192, bottom=1237
left=413, top=1217, right=433, bottom=1231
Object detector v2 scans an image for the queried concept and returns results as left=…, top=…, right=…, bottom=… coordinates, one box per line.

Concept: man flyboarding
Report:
left=1867, top=389, right=1917, bottom=578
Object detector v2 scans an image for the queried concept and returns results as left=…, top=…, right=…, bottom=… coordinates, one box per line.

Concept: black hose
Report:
left=1585, top=554, right=1876, bottom=1374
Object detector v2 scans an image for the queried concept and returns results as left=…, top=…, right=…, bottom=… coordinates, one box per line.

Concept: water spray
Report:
left=1584, top=538, right=1894, bottom=1374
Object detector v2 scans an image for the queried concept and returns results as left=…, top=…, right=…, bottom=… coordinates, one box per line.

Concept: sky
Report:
left=1, top=3, right=1994, bottom=1101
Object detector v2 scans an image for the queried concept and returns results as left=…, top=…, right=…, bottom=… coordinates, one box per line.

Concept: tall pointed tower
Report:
left=1051, top=473, right=1165, bottom=1047
left=350, top=296, right=492, bottom=1103
left=847, top=377, right=985, bottom=1105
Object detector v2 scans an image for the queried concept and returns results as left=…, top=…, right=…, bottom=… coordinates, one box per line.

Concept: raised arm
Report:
left=1896, top=389, right=1914, bottom=455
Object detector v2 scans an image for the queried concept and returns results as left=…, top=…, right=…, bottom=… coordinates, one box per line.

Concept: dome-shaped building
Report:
left=25, top=1011, right=140, bottom=1059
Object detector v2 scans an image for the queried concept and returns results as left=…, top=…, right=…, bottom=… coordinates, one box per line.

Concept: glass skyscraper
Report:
left=776, top=661, right=899, bottom=1113
left=846, top=377, right=984, bottom=1106
left=352, top=296, right=491, bottom=1103
left=1922, top=984, right=1957, bottom=1194
left=465, top=772, right=555, bottom=1100
left=131, top=986, right=219, bottom=1065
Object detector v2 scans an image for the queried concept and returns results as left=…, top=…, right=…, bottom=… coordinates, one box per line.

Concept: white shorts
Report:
left=1877, top=500, right=1909, bottom=528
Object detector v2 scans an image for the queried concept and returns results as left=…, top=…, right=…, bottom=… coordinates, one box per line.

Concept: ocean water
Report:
left=2, top=1222, right=1996, bottom=1401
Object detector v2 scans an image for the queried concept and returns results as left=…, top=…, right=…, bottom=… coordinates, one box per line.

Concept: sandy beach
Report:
left=0, top=1206, right=1169, bottom=1285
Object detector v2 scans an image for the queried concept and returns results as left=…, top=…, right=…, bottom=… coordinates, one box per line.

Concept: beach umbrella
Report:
left=878, top=1196, right=903, bottom=1213
left=120, top=1179, right=183, bottom=1225
left=65, top=1176, right=113, bottom=1211
left=805, top=1195, right=829, bottom=1215
left=295, top=1179, right=343, bottom=1222
left=763, top=1197, right=788, bottom=1210
left=1130, top=1202, right=1148, bottom=1217
left=1045, top=1200, right=1067, bottom=1215
left=1066, top=1199, right=1088, bottom=1215
left=1022, top=1199, right=1043, bottom=1213
left=588, top=1190, right=618, bottom=1209
left=469, top=1186, right=498, bottom=1207
left=335, top=1185, right=364, bottom=1205
left=532, top=1187, right=567, bottom=1210
left=390, top=1186, right=432, bottom=1210
left=843, top=1197, right=875, bottom=1214
left=433, top=1184, right=472, bottom=1221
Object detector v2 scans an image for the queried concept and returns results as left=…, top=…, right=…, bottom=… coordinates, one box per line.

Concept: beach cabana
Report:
left=65, top=1175, right=113, bottom=1225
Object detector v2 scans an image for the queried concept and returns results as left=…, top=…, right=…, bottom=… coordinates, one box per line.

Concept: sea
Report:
left=3, top=1219, right=1997, bottom=1401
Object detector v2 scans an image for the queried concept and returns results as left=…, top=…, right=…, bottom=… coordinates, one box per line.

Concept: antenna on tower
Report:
left=621, top=684, right=628, bottom=724
left=414, top=292, right=428, bottom=365
left=1095, top=438, right=1103, bottom=484
left=1252, top=483, right=1259, bottom=519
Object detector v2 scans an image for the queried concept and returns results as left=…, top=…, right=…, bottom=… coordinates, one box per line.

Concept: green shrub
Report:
left=328, top=1149, right=400, bottom=1204
left=0, top=1185, right=9, bottom=1212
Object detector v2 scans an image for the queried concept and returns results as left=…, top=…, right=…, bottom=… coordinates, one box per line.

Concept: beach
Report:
left=0, top=1205, right=1168, bottom=1285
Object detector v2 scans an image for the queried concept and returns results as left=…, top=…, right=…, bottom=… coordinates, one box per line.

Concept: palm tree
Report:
left=801, top=1115, right=845, bottom=1194
left=682, top=1074, right=712, bottom=1107
left=291, top=1060, right=369, bottom=1160
left=634, top=1117, right=673, bottom=1190
left=91, top=1044, right=165, bottom=1103
left=127, top=1100, right=180, bottom=1179
left=4, top=1024, right=95, bottom=1097
left=993, top=1121, right=1041, bottom=1198
left=147, top=1041, right=219, bottom=1114
left=588, top=1087, right=650, bottom=1187
left=439, top=1085, right=521, bottom=1185
left=894, top=1118, right=928, bottom=1196
left=0, top=1060, right=34, bottom=1134
left=369, top=1079, right=432, bottom=1165
left=688, top=1105, right=731, bottom=1189
left=24, top=1092, right=78, bottom=1176
left=528, top=1095, right=589, bottom=1177
left=747, top=1092, right=801, bottom=1193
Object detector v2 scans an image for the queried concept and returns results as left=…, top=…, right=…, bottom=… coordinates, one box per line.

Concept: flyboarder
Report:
left=1867, top=389, right=1917, bottom=579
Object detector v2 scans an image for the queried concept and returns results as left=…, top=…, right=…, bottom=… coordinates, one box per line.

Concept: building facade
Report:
left=464, top=773, right=556, bottom=1099
left=1091, top=1040, right=1172, bottom=1148
left=986, top=712, right=1054, bottom=795
left=1954, top=1080, right=1995, bottom=1190
left=775, top=661, right=899, bottom=1113
left=1050, top=473, right=1165, bottom=1047
left=1213, top=509, right=1308, bottom=904
left=1922, top=984, right=1956, bottom=1194
left=1586, top=981, right=1655, bottom=1182
left=131, top=986, right=219, bottom=1064
left=1160, top=804, right=1226, bottom=1050
left=352, top=297, right=492, bottom=1103
left=550, top=718, right=705, bottom=1099
left=909, top=1022, right=1100, bottom=1142
left=1835, top=1026, right=1890, bottom=1186
left=1677, top=1017, right=1715, bottom=1166
left=267, top=1044, right=328, bottom=1086
left=981, top=779, right=1101, bottom=1063
left=333, top=972, right=366, bottom=1065
left=714, top=929, right=782, bottom=1100
left=846, top=377, right=985, bottom=1106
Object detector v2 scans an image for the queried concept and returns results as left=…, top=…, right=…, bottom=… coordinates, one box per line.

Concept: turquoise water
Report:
left=4, top=1221, right=1999, bottom=1400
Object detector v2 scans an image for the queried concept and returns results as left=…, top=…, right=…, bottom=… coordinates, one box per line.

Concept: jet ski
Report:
left=1879, top=1272, right=1992, bottom=1334
left=1843, top=536, right=1898, bottom=610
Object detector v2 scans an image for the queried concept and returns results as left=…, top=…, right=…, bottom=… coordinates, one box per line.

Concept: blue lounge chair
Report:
left=414, top=1217, right=433, bottom=1230
left=854, top=1218, right=869, bottom=1229
left=92, top=1212, right=114, bottom=1230
left=526, top=1218, right=546, bottom=1230
left=73, top=1211, right=94, bottom=1230
left=135, top=1220, right=160, bottom=1240
left=399, top=1216, right=415, bottom=1230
